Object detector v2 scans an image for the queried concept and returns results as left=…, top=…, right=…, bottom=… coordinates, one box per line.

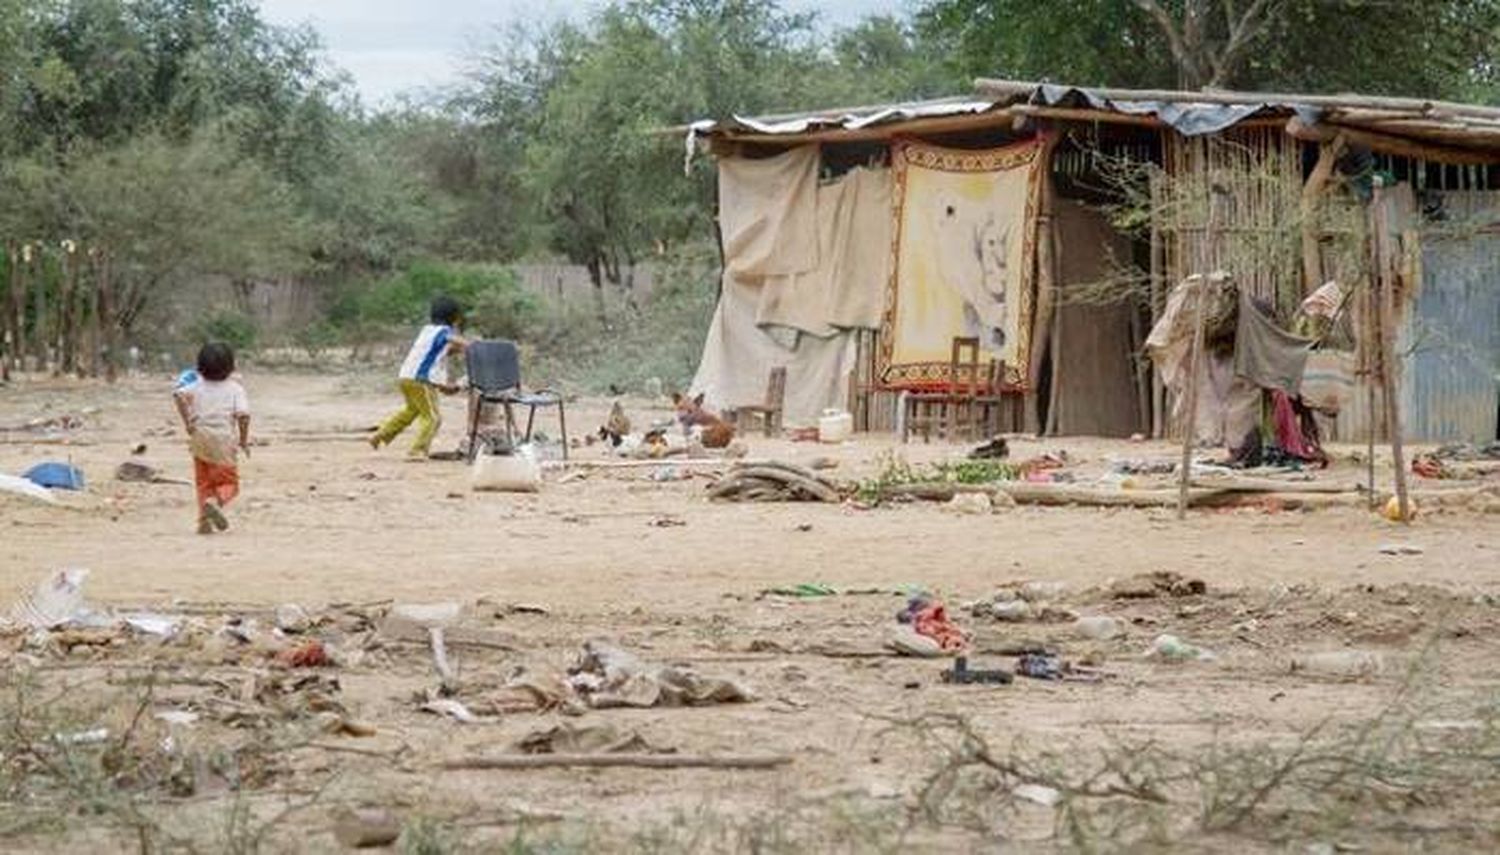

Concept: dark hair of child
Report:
left=197, top=342, right=236, bottom=382
left=429, top=295, right=463, bottom=326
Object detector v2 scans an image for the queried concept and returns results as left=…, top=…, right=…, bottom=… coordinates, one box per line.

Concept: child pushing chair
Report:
left=173, top=342, right=251, bottom=535
left=370, top=295, right=468, bottom=458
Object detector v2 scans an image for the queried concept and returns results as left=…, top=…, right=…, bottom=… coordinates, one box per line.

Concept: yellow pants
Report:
left=374, top=380, right=441, bottom=456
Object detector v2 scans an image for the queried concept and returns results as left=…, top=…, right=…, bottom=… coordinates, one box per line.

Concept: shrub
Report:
left=191, top=310, right=257, bottom=353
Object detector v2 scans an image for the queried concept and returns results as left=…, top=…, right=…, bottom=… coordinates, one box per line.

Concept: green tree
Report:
left=917, top=0, right=1500, bottom=98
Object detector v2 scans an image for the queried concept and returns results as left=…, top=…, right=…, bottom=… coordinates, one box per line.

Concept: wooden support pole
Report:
left=1149, top=174, right=1166, bottom=439
left=1300, top=134, right=1346, bottom=294
left=1371, top=184, right=1411, bottom=522
left=1177, top=189, right=1225, bottom=520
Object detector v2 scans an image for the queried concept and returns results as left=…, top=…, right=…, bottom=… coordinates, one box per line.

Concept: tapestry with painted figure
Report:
left=880, top=139, right=1043, bottom=389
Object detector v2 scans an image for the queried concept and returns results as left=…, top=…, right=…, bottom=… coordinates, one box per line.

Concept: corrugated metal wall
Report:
left=1401, top=192, right=1500, bottom=442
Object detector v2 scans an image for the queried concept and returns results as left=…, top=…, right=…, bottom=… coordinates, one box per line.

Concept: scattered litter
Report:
left=321, top=716, right=378, bottom=737
left=274, top=604, right=313, bottom=633
left=649, top=515, right=687, bottom=528
left=1378, top=544, right=1424, bottom=556
left=884, top=627, right=946, bottom=658
left=421, top=698, right=493, bottom=724
left=1018, top=580, right=1068, bottom=602
left=943, top=493, right=992, bottom=515
left=514, top=722, right=661, bottom=755
left=1110, top=571, right=1207, bottom=599
left=276, top=639, right=332, bottom=668
left=1149, top=634, right=1215, bottom=662
left=388, top=602, right=463, bottom=627
left=114, top=461, right=187, bottom=485
left=154, top=710, right=199, bottom=727
left=1381, top=495, right=1418, bottom=522
left=987, top=600, right=1033, bottom=622
left=1013, top=783, right=1062, bottom=807
left=501, top=602, right=551, bottom=616
left=23, top=462, right=85, bottom=490
left=4, top=413, right=85, bottom=433
left=53, top=728, right=110, bottom=745
left=1073, top=615, right=1124, bottom=641
left=122, top=613, right=181, bottom=637
left=6, top=569, right=89, bottom=630
left=333, top=807, right=402, bottom=849
left=649, top=465, right=685, bottom=482
left=1015, top=653, right=1063, bottom=680
left=0, top=473, right=61, bottom=505
left=761, top=583, right=838, bottom=599
left=896, top=596, right=968, bottom=653
left=471, top=448, right=542, bottom=492
left=941, top=656, right=1012, bottom=685
left=1290, top=650, right=1384, bottom=679
left=969, top=437, right=1009, bottom=460
left=568, top=640, right=753, bottom=708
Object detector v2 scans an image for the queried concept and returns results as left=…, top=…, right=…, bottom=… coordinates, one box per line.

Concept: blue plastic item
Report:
left=22, top=462, right=86, bottom=491
left=175, top=369, right=199, bottom=389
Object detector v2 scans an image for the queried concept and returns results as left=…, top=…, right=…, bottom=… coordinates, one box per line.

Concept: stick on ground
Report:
left=441, top=753, right=793, bottom=771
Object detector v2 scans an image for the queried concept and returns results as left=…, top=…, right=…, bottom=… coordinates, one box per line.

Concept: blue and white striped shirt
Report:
left=398, top=324, right=453, bottom=385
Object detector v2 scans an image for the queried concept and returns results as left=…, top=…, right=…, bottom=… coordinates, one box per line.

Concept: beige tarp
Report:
left=691, top=147, right=892, bottom=427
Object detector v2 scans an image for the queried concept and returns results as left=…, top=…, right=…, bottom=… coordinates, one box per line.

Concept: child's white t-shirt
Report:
left=177, top=378, right=249, bottom=462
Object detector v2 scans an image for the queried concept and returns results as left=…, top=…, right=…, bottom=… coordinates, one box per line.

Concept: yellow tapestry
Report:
left=880, top=139, right=1043, bottom=389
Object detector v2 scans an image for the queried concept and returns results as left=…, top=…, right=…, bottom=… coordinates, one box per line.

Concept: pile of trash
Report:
left=492, top=640, right=755, bottom=714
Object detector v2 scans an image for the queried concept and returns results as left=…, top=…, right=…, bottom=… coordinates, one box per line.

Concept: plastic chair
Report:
left=464, top=340, right=567, bottom=461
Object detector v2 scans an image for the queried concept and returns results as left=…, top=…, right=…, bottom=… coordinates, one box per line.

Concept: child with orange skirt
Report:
left=173, top=342, right=251, bottom=534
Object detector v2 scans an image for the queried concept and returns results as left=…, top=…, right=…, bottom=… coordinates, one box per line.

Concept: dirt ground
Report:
left=2, top=369, right=1499, bottom=853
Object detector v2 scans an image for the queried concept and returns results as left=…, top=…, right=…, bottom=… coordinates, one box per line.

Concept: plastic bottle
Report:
left=1073, top=615, right=1123, bottom=640
left=1151, top=633, right=1215, bottom=661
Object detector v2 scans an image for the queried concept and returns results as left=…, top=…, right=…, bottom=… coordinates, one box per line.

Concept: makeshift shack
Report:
left=682, top=80, right=1500, bottom=443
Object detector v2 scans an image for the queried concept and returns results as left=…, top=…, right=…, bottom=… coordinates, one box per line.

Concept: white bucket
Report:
left=470, top=450, right=541, bottom=492
left=818, top=409, right=853, bottom=443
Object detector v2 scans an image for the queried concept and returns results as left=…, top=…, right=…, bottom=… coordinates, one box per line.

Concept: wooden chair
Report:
left=902, top=337, right=982, bottom=443
left=734, top=366, right=787, bottom=437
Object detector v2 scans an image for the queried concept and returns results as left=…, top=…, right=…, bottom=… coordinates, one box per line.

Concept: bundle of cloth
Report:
left=1147, top=277, right=1345, bottom=468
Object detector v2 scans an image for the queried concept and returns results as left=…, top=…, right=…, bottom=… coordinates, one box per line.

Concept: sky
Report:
left=256, top=0, right=910, bottom=106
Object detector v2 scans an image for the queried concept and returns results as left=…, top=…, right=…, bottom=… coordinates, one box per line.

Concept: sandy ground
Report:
left=2, top=369, right=1499, bottom=852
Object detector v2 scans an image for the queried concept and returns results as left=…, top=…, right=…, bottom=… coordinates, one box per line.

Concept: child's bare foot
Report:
left=368, top=434, right=382, bottom=450
left=197, top=516, right=215, bottom=535
left=203, top=503, right=229, bottom=531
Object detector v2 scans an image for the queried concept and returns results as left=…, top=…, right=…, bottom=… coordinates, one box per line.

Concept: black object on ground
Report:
left=942, top=656, right=1013, bottom=685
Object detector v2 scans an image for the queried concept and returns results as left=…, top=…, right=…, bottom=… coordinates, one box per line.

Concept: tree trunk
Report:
left=83, top=251, right=101, bottom=378
left=10, top=245, right=29, bottom=373
left=57, top=247, right=76, bottom=376
left=98, top=252, right=117, bottom=383
left=585, top=256, right=608, bottom=326
left=33, top=248, right=48, bottom=372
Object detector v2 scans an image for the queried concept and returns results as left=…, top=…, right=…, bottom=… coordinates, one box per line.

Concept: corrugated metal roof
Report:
left=684, top=78, right=1500, bottom=161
